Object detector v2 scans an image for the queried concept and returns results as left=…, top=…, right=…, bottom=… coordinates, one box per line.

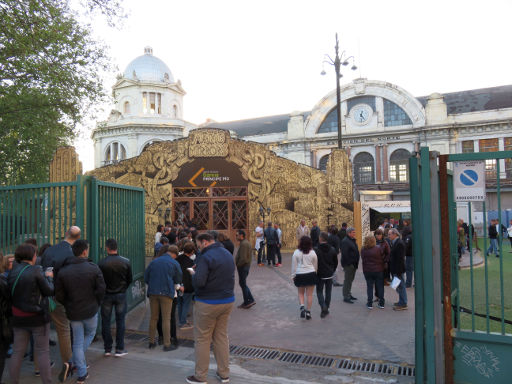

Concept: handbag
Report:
left=48, top=297, right=57, bottom=312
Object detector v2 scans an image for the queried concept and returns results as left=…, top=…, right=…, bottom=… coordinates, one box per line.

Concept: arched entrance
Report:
left=172, top=158, right=248, bottom=240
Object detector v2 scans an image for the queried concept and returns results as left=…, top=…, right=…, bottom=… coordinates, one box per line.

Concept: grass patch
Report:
left=457, top=238, right=512, bottom=334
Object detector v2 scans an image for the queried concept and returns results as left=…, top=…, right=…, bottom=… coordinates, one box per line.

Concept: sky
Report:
left=75, top=0, right=512, bottom=170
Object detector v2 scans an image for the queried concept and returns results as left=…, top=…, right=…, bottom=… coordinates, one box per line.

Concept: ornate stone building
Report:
left=86, top=129, right=353, bottom=253
left=205, top=79, right=512, bottom=210
left=91, top=47, right=195, bottom=168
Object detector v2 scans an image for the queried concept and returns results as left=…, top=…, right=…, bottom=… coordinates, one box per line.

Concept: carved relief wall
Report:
left=77, top=129, right=353, bottom=253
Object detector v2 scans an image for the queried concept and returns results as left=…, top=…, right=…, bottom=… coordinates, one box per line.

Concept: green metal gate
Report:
left=410, top=147, right=512, bottom=384
left=0, top=176, right=145, bottom=311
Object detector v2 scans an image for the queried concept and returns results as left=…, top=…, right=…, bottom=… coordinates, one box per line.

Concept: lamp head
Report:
left=351, top=64, right=357, bottom=71
left=320, top=70, right=326, bottom=76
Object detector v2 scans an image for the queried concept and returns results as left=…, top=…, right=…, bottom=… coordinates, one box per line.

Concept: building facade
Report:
left=92, top=48, right=512, bottom=226
left=91, top=47, right=194, bottom=168
left=205, top=79, right=512, bottom=208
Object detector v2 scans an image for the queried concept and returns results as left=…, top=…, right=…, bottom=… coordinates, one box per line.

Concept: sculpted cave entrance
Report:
left=172, top=158, right=248, bottom=240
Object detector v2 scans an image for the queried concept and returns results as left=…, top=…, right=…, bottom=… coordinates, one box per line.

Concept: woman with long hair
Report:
left=291, top=236, right=318, bottom=320
left=361, top=236, right=386, bottom=309
left=374, top=229, right=390, bottom=286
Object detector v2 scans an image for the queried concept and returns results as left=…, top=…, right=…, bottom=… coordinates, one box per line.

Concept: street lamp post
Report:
left=321, top=33, right=357, bottom=150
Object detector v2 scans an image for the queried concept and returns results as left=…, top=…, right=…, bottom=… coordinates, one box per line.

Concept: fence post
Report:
left=410, top=154, right=425, bottom=384
left=89, top=178, right=100, bottom=264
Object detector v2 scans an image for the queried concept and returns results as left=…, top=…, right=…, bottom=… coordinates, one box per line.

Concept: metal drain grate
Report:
left=337, top=359, right=415, bottom=377
left=232, top=347, right=415, bottom=378
left=125, top=331, right=415, bottom=378
left=230, top=346, right=279, bottom=360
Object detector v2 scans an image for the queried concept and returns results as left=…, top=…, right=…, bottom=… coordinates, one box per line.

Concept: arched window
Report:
left=389, top=149, right=410, bottom=182
left=384, top=99, right=412, bottom=127
left=104, top=142, right=126, bottom=165
left=319, top=154, right=330, bottom=171
left=123, top=101, right=130, bottom=114
left=353, top=152, right=375, bottom=184
left=318, top=108, right=337, bottom=133
left=173, top=104, right=178, bottom=118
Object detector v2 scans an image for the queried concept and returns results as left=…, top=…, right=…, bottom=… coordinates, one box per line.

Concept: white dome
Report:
left=123, top=46, right=174, bottom=83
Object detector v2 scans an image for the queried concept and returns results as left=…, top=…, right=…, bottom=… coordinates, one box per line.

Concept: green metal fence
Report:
left=410, top=148, right=512, bottom=384
left=0, top=176, right=145, bottom=311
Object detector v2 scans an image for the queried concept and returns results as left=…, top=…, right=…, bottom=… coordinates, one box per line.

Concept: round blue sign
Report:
left=460, top=169, right=478, bottom=186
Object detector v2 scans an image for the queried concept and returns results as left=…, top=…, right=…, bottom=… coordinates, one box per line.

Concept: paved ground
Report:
left=16, top=337, right=413, bottom=384
left=12, top=251, right=416, bottom=384
left=129, top=252, right=415, bottom=364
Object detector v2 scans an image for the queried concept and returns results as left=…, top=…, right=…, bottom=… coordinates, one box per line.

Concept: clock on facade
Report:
left=350, top=104, right=372, bottom=125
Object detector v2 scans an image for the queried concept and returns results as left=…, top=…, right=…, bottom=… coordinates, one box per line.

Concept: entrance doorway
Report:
left=173, top=186, right=248, bottom=241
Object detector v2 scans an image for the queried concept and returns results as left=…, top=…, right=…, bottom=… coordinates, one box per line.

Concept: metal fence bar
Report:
left=468, top=202, right=475, bottom=332
left=482, top=201, right=490, bottom=332
left=496, top=161, right=505, bottom=335
left=420, top=148, right=436, bottom=384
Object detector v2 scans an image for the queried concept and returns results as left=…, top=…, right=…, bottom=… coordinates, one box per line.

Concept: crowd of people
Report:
left=152, top=222, right=236, bottom=384
left=286, top=218, right=414, bottom=319
left=0, top=226, right=132, bottom=384
left=0, top=213, right=473, bottom=383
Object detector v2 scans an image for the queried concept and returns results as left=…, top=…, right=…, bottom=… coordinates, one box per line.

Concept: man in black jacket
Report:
left=41, top=225, right=80, bottom=382
left=315, top=232, right=338, bottom=318
left=98, top=238, right=132, bottom=357
left=264, top=222, right=278, bottom=267
left=402, top=227, right=413, bottom=288
left=388, top=229, right=407, bottom=310
left=310, top=220, right=320, bottom=248
left=340, top=228, right=360, bottom=303
left=56, top=240, right=106, bottom=384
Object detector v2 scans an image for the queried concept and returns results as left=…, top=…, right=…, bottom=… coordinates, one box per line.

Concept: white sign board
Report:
left=453, top=161, right=486, bottom=202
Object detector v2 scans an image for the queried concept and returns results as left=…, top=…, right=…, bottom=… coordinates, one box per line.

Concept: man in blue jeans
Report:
left=98, top=238, right=133, bottom=356
left=55, top=240, right=106, bottom=384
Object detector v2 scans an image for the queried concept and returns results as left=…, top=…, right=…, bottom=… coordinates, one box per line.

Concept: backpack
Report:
left=404, top=234, right=413, bottom=257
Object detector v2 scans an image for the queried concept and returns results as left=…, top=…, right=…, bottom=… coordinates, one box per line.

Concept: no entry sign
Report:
left=453, top=160, right=486, bottom=202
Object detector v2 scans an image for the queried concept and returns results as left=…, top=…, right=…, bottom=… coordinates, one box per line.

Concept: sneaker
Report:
left=350, top=295, right=358, bottom=300
left=343, top=298, right=354, bottom=304
left=245, top=301, right=256, bottom=308
left=148, top=342, right=157, bottom=349
left=378, top=304, right=385, bottom=309
left=237, top=303, right=249, bottom=309
left=186, top=376, right=207, bottom=384
left=258, top=263, right=264, bottom=267
left=179, top=322, right=193, bottom=330
left=305, top=310, right=312, bottom=320
left=58, top=362, right=71, bottom=382
left=115, top=350, right=128, bottom=357
left=300, top=307, right=306, bottom=318
left=320, top=309, right=327, bottom=318
left=393, top=304, right=408, bottom=311
left=76, top=373, right=89, bottom=384
left=216, top=371, right=230, bottom=383
left=366, top=303, right=373, bottom=309
left=276, top=263, right=282, bottom=267
left=104, top=350, right=112, bottom=357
